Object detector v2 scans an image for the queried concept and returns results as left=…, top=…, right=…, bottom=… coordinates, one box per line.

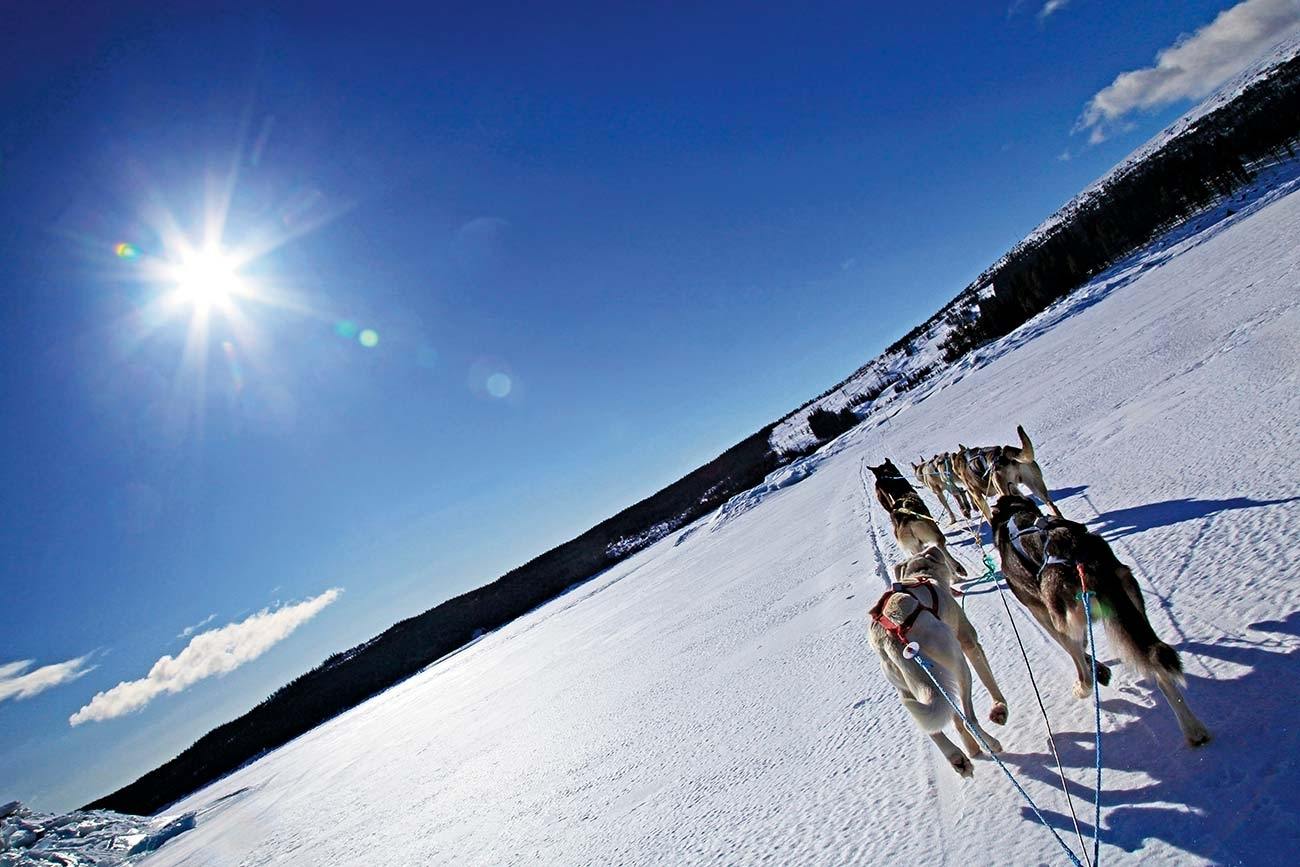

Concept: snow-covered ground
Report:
left=13, top=148, right=1287, bottom=866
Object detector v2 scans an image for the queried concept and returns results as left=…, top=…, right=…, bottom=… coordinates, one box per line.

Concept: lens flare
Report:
left=115, top=242, right=140, bottom=260
left=468, top=357, right=516, bottom=399
left=221, top=340, right=245, bottom=394
left=334, top=320, right=359, bottom=340
left=358, top=329, right=379, bottom=348
left=486, top=372, right=512, bottom=398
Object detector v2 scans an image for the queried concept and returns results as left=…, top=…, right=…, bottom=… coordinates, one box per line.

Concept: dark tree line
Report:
left=807, top=406, right=859, bottom=441
left=942, top=54, right=1300, bottom=361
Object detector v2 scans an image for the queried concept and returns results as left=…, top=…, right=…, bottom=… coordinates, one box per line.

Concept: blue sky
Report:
left=1, top=0, right=1288, bottom=811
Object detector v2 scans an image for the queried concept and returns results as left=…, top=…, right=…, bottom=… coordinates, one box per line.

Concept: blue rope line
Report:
left=997, top=583, right=1093, bottom=867
left=910, top=650, right=1084, bottom=867
left=958, top=556, right=1000, bottom=611
left=1082, top=591, right=1104, bottom=867
left=953, top=519, right=997, bottom=610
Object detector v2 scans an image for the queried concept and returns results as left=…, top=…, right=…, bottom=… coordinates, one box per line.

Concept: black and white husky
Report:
left=991, top=494, right=1211, bottom=747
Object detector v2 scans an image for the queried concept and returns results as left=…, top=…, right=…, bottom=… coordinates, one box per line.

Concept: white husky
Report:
left=868, top=546, right=1010, bottom=776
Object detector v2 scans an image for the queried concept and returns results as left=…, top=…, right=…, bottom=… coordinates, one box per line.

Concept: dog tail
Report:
left=871, top=620, right=956, bottom=733
left=1098, top=569, right=1186, bottom=687
left=1012, top=425, right=1035, bottom=463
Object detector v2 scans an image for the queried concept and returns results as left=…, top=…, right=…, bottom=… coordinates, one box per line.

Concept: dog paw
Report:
left=1073, top=681, right=1091, bottom=699
left=989, top=703, right=1008, bottom=725
left=950, top=754, right=975, bottom=778
left=982, top=735, right=1003, bottom=754
left=1095, top=661, right=1112, bottom=687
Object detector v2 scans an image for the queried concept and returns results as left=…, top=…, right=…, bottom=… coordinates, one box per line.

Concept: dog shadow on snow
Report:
left=946, top=491, right=1298, bottom=552
left=994, top=610, right=1300, bottom=863
left=1086, top=495, right=1300, bottom=541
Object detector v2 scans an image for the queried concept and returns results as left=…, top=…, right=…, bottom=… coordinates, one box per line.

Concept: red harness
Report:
left=870, top=581, right=941, bottom=646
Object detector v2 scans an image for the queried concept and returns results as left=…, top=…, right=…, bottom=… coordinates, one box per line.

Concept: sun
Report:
left=171, top=247, right=244, bottom=310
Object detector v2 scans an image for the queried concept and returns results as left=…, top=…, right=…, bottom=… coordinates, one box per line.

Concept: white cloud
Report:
left=1077, top=0, right=1300, bottom=142
left=176, top=612, right=217, bottom=640
left=0, top=656, right=94, bottom=703
left=70, top=589, right=341, bottom=726
left=1038, top=0, right=1071, bottom=22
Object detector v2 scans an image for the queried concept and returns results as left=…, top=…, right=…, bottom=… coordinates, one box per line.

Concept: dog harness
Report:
left=965, top=449, right=998, bottom=482
left=1007, top=515, right=1048, bottom=564
left=893, top=506, right=940, bottom=525
left=870, top=581, right=940, bottom=646
left=939, top=454, right=962, bottom=491
left=1007, top=514, right=1074, bottom=575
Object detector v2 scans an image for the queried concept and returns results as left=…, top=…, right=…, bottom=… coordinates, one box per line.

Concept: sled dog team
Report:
left=866, top=426, right=1210, bottom=779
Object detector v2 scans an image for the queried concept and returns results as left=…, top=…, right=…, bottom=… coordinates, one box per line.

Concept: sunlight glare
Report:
left=173, top=248, right=244, bottom=309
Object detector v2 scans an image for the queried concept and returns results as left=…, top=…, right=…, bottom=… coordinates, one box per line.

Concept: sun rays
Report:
left=103, top=171, right=327, bottom=445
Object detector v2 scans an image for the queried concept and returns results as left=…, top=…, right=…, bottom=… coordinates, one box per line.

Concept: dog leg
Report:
left=1028, top=603, right=1109, bottom=698
left=954, top=488, right=973, bottom=519
left=934, top=486, right=958, bottom=524
left=1153, top=670, right=1212, bottom=747
left=956, top=614, right=1008, bottom=725
left=1025, top=465, right=1063, bottom=518
left=952, top=710, right=983, bottom=757
left=955, top=661, right=1003, bottom=753
left=929, top=732, right=974, bottom=777
left=1062, top=606, right=1114, bottom=694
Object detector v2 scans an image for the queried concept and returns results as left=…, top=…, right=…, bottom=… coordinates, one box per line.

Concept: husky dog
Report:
left=952, top=444, right=1002, bottom=525
left=867, top=459, right=916, bottom=513
left=991, top=494, right=1211, bottom=747
left=912, top=453, right=973, bottom=524
left=955, top=426, right=1061, bottom=523
left=990, top=426, right=1063, bottom=519
left=889, top=490, right=968, bottom=583
left=869, top=546, right=1010, bottom=776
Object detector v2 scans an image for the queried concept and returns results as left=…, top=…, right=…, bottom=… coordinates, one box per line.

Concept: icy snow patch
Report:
left=0, top=801, right=194, bottom=866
